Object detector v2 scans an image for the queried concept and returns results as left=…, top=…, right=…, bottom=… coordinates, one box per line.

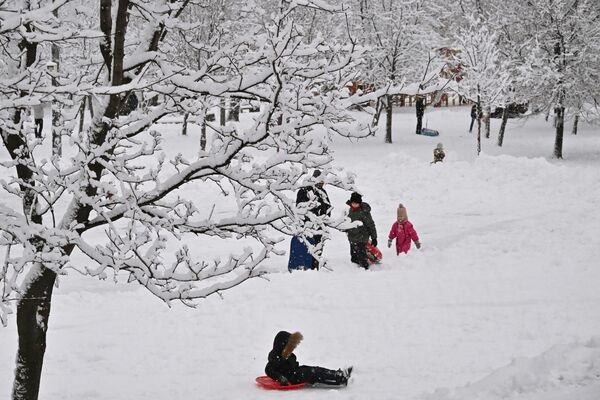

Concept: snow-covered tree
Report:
left=0, top=1, right=370, bottom=398
left=352, top=0, right=433, bottom=143
left=451, top=13, right=510, bottom=155
left=511, top=0, right=600, bottom=158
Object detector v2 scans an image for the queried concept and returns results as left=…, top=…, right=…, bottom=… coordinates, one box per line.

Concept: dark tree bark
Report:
left=99, top=0, right=113, bottom=79
left=554, top=106, right=564, bottom=158
left=201, top=120, right=207, bottom=151
left=372, top=97, right=383, bottom=127
left=476, top=89, right=482, bottom=155
left=572, top=113, right=579, bottom=135
left=385, top=94, right=393, bottom=143
left=220, top=98, right=226, bottom=126
left=2, top=17, right=54, bottom=400
left=182, top=112, right=189, bottom=135
left=51, top=8, right=61, bottom=157
left=12, top=267, right=57, bottom=400
left=78, top=97, right=86, bottom=134
left=484, top=105, right=491, bottom=139
left=497, top=106, right=509, bottom=146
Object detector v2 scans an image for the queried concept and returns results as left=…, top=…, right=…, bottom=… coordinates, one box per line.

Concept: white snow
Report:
left=1, top=106, right=600, bottom=399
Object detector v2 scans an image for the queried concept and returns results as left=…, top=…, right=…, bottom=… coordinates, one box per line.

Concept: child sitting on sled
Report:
left=432, top=143, right=445, bottom=164
left=388, top=204, right=421, bottom=254
left=265, top=331, right=352, bottom=386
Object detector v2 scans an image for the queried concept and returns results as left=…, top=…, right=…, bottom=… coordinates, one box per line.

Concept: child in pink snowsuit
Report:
left=387, top=204, right=421, bottom=254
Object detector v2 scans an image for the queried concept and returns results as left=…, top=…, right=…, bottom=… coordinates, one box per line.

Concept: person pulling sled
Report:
left=345, top=192, right=378, bottom=269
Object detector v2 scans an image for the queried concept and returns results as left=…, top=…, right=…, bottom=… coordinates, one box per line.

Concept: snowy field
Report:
left=1, top=106, right=600, bottom=399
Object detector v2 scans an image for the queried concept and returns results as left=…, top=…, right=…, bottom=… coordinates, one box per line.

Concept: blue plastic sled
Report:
left=288, top=236, right=315, bottom=271
left=419, top=128, right=440, bottom=136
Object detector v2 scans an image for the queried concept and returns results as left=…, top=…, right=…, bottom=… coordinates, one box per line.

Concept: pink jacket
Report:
left=388, top=220, right=419, bottom=255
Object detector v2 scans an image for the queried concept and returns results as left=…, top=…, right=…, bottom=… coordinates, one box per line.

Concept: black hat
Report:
left=348, top=192, right=362, bottom=204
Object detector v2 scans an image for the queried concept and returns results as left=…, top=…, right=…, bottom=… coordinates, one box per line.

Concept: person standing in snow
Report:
left=32, top=103, right=44, bottom=138
left=469, top=104, right=481, bottom=133
left=345, top=192, right=377, bottom=269
left=387, top=203, right=421, bottom=255
left=295, top=170, right=332, bottom=269
left=432, top=143, right=445, bottom=164
left=265, top=331, right=352, bottom=386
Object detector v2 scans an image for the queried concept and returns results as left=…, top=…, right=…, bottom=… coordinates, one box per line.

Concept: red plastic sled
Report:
left=255, top=376, right=306, bottom=390
left=366, top=243, right=382, bottom=264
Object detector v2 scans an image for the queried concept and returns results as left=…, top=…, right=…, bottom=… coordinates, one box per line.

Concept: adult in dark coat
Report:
left=469, top=104, right=481, bottom=133
left=345, top=192, right=377, bottom=269
left=296, top=170, right=331, bottom=269
left=265, top=331, right=350, bottom=386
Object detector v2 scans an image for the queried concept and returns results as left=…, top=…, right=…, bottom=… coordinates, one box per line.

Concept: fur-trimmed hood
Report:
left=271, top=331, right=303, bottom=359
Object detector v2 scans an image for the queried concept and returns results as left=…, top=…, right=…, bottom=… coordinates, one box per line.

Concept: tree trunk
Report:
left=415, top=96, right=424, bottom=135
left=51, top=7, right=61, bottom=156
left=484, top=105, right=491, bottom=139
left=554, top=106, right=564, bottom=159
left=572, top=113, right=579, bottom=135
left=385, top=94, right=392, bottom=143
left=497, top=106, right=509, bottom=147
left=78, top=97, right=86, bottom=135
left=220, top=98, right=226, bottom=126
left=200, top=120, right=207, bottom=151
left=12, top=266, right=57, bottom=400
left=182, top=112, right=189, bottom=135
left=476, top=90, right=482, bottom=155
left=372, top=97, right=383, bottom=127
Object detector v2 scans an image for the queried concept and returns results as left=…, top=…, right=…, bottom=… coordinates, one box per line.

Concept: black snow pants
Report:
left=350, top=242, right=369, bottom=269
left=298, top=366, right=346, bottom=385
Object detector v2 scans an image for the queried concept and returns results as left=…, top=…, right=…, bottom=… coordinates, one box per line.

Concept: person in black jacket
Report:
left=345, top=192, right=377, bottom=269
left=296, top=170, right=331, bottom=269
left=265, top=331, right=351, bottom=386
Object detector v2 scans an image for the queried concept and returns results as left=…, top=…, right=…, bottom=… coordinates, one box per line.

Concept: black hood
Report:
left=272, top=331, right=291, bottom=352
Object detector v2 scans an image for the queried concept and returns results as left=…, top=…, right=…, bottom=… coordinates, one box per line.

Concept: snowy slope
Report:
left=1, top=106, right=600, bottom=400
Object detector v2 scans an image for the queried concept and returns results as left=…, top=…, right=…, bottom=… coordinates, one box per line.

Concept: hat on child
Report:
left=436, top=143, right=444, bottom=150
left=347, top=192, right=362, bottom=205
left=397, top=203, right=408, bottom=222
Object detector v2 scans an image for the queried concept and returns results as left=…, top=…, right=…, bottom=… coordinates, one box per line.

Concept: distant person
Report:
left=295, top=170, right=331, bottom=269
left=32, top=103, right=44, bottom=138
left=265, top=331, right=352, bottom=386
left=345, top=192, right=377, bottom=269
left=432, top=143, right=445, bottom=164
left=387, top=203, right=421, bottom=255
left=469, top=104, right=477, bottom=133
left=469, top=104, right=483, bottom=133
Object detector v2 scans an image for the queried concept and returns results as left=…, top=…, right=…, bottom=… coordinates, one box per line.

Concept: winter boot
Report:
left=342, top=366, right=353, bottom=386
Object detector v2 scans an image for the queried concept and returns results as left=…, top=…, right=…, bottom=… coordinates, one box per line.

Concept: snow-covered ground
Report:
left=1, top=106, right=600, bottom=399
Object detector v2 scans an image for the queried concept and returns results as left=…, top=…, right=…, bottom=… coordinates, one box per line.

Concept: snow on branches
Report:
left=0, top=0, right=370, bottom=325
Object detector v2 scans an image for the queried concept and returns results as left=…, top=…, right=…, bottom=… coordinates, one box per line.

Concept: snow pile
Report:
left=424, top=337, right=600, bottom=400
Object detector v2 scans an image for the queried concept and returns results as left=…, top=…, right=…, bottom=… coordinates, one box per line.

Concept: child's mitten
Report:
left=387, top=239, right=392, bottom=248
left=415, top=241, right=421, bottom=249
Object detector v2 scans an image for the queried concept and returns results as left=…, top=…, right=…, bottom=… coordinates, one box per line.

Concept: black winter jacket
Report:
left=265, top=331, right=303, bottom=384
left=296, top=185, right=331, bottom=218
left=345, top=202, right=377, bottom=244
